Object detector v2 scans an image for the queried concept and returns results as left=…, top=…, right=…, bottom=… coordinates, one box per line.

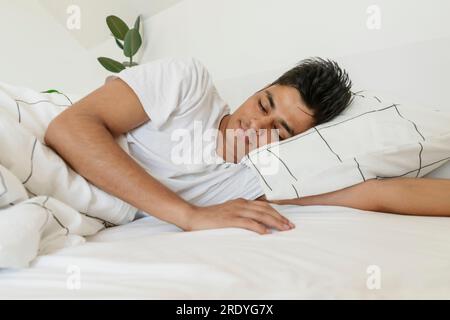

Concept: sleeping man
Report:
left=44, top=57, right=450, bottom=235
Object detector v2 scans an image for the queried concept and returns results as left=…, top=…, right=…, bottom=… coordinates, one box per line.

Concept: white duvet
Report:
left=0, top=82, right=137, bottom=268
left=0, top=204, right=449, bottom=299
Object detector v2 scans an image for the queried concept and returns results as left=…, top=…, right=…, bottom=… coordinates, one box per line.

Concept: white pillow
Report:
left=242, top=90, right=450, bottom=200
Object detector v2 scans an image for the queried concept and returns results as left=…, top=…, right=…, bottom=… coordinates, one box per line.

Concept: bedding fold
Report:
left=0, top=81, right=138, bottom=268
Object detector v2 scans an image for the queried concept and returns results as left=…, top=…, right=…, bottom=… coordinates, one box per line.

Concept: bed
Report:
left=1, top=202, right=450, bottom=299
left=1, top=37, right=450, bottom=300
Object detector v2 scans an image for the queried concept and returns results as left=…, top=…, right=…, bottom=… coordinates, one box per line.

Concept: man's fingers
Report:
left=225, top=199, right=295, bottom=233
left=249, top=201, right=294, bottom=227
left=240, top=209, right=291, bottom=232
left=234, top=218, right=270, bottom=235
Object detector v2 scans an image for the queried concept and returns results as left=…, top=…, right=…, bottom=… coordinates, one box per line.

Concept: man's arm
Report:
left=45, top=78, right=294, bottom=234
left=263, top=178, right=450, bottom=217
left=45, top=78, right=193, bottom=228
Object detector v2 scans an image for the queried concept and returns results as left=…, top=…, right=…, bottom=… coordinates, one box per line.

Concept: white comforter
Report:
left=0, top=82, right=137, bottom=268
left=0, top=204, right=449, bottom=299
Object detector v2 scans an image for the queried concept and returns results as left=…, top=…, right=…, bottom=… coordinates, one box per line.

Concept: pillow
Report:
left=425, top=161, right=450, bottom=179
left=241, top=90, right=450, bottom=200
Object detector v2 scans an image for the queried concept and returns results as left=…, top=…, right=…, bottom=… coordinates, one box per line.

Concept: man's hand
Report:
left=184, top=198, right=295, bottom=235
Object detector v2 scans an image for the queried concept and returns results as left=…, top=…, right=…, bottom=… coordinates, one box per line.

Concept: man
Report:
left=44, top=57, right=450, bottom=236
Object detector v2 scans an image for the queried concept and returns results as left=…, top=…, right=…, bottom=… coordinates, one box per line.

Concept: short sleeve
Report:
left=116, top=56, right=212, bottom=129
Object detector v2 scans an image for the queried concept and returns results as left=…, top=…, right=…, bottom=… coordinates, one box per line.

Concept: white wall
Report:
left=0, top=0, right=181, bottom=96
left=38, top=0, right=183, bottom=49
left=134, top=0, right=450, bottom=111
left=1, top=0, right=449, bottom=104
left=138, top=0, right=450, bottom=78
left=0, top=0, right=107, bottom=96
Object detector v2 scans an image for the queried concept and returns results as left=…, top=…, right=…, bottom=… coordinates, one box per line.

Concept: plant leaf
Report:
left=134, top=15, right=141, bottom=31
left=115, top=38, right=124, bottom=49
left=41, top=89, right=73, bottom=104
left=123, top=28, right=142, bottom=58
left=106, top=15, right=129, bottom=41
left=97, top=57, right=126, bottom=73
left=41, top=89, right=61, bottom=94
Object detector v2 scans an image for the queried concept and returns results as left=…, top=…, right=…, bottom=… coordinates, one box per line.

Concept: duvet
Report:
left=0, top=82, right=137, bottom=268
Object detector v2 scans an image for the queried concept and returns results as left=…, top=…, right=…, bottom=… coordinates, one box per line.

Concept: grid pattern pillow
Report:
left=242, top=90, right=450, bottom=200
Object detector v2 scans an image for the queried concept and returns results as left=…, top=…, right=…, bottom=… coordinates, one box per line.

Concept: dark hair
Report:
left=270, top=57, right=353, bottom=125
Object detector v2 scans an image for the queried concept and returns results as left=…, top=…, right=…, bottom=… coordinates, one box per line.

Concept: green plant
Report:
left=98, top=15, right=142, bottom=73
left=41, top=89, right=73, bottom=105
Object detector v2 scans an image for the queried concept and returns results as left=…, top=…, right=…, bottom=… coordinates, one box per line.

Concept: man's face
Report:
left=222, top=84, right=316, bottom=163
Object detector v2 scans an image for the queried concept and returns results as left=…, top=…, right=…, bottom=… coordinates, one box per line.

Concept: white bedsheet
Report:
left=1, top=204, right=449, bottom=299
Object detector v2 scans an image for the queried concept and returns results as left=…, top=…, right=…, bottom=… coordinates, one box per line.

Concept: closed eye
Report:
left=259, top=99, right=288, bottom=140
left=258, top=100, right=268, bottom=114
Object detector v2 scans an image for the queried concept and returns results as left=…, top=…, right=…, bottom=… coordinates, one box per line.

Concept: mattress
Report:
left=0, top=204, right=449, bottom=299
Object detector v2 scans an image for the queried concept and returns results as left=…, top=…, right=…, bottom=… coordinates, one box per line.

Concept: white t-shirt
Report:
left=117, top=56, right=264, bottom=207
